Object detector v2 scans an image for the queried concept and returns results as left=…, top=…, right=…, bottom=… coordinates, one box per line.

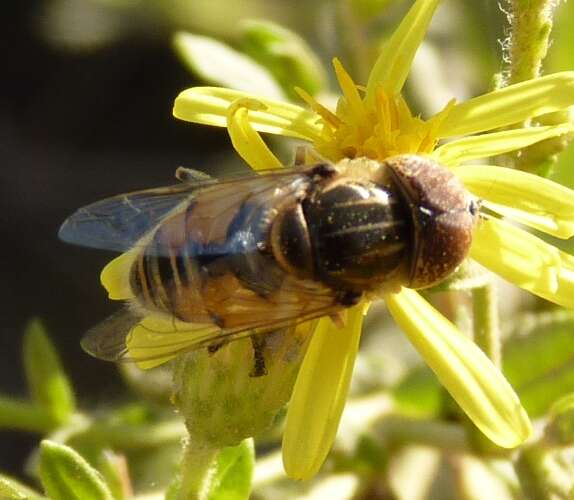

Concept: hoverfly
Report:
left=59, top=155, right=478, bottom=373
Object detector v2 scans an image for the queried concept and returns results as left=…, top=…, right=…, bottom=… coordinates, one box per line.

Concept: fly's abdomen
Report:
left=129, top=212, right=209, bottom=322
left=130, top=198, right=287, bottom=327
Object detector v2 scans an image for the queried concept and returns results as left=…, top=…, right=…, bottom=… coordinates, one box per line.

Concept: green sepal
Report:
left=23, top=319, right=75, bottom=425
left=206, top=440, right=255, bottom=500
left=240, top=19, right=327, bottom=98
left=39, top=441, right=114, bottom=500
left=173, top=32, right=285, bottom=100
left=173, top=327, right=309, bottom=449
left=0, top=474, right=44, bottom=499
left=503, top=311, right=574, bottom=417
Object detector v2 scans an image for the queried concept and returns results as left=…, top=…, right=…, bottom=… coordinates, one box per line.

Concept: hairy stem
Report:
left=178, top=443, right=218, bottom=500
left=504, top=1, right=568, bottom=173
left=472, top=282, right=501, bottom=368
left=507, top=0, right=557, bottom=85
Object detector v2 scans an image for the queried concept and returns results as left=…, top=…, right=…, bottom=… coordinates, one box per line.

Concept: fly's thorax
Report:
left=270, top=201, right=315, bottom=280
left=299, top=174, right=413, bottom=292
left=384, top=155, right=478, bottom=289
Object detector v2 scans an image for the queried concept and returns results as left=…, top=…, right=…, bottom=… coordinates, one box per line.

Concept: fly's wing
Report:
left=81, top=309, right=141, bottom=362
left=58, top=183, right=201, bottom=252
left=58, top=168, right=307, bottom=254
left=82, top=295, right=341, bottom=370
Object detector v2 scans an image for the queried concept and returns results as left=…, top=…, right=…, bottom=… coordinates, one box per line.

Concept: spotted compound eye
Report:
left=384, top=155, right=478, bottom=289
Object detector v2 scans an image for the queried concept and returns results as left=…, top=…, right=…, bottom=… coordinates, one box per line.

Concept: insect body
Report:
left=59, top=155, right=478, bottom=367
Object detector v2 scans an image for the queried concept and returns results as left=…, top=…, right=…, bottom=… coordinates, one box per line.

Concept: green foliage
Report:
left=0, top=474, right=44, bottom=500
left=0, top=396, right=58, bottom=433
left=39, top=441, right=114, bottom=500
left=545, top=393, right=574, bottom=445
left=239, top=19, right=327, bottom=98
left=95, top=451, right=129, bottom=500
left=23, top=319, right=75, bottom=426
left=173, top=32, right=285, bottom=99
left=349, top=0, right=398, bottom=20
left=206, top=440, right=255, bottom=500
left=392, top=366, right=443, bottom=417
left=503, top=311, right=574, bottom=417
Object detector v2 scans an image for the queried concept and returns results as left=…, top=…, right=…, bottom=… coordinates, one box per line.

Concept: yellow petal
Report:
left=283, top=303, right=368, bottom=480
left=436, top=72, right=574, bottom=138
left=385, top=288, right=532, bottom=448
left=227, top=99, right=283, bottom=171
left=433, top=124, right=574, bottom=166
left=470, top=217, right=561, bottom=297
left=366, top=0, right=441, bottom=99
left=295, top=86, right=341, bottom=129
left=457, top=165, right=574, bottom=238
left=100, top=251, right=136, bottom=300
left=173, top=87, right=322, bottom=140
left=333, top=58, right=365, bottom=122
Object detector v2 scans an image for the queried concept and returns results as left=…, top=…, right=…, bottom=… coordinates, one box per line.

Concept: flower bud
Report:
left=172, top=323, right=314, bottom=449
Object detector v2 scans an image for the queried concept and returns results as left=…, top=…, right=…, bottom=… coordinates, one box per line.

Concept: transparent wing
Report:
left=82, top=300, right=341, bottom=369
left=59, top=169, right=306, bottom=254
left=58, top=183, right=200, bottom=252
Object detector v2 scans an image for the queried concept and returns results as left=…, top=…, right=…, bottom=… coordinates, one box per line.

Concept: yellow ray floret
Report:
left=100, top=250, right=136, bottom=300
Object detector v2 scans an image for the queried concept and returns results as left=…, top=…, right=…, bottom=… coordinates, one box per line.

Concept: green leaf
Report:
left=173, top=32, right=285, bottom=100
left=0, top=395, right=57, bottom=433
left=0, top=474, right=44, bottom=499
left=239, top=19, right=327, bottom=99
left=503, top=311, right=574, bottom=417
left=39, top=441, right=113, bottom=500
left=206, top=440, right=254, bottom=500
left=23, top=319, right=75, bottom=425
left=96, top=451, right=129, bottom=500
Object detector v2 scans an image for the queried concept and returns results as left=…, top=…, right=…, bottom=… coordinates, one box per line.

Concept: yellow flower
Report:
left=172, top=0, right=574, bottom=480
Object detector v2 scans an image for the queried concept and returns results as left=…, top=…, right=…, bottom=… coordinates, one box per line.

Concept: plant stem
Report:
left=507, top=0, right=556, bottom=85
left=378, top=415, right=470, bottom=452
left=178, top=443, right=218, bottom=500
left=505, top=0, right=567, bottom=173
left=79, top=420, right=187, bottom=450
left=514, top=444, right=574, bottom=500
left=472, top=282, right=501, bottom=368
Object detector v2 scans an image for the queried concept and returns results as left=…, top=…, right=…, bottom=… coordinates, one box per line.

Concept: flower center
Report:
left=311, top=85, right=454, bottom=164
